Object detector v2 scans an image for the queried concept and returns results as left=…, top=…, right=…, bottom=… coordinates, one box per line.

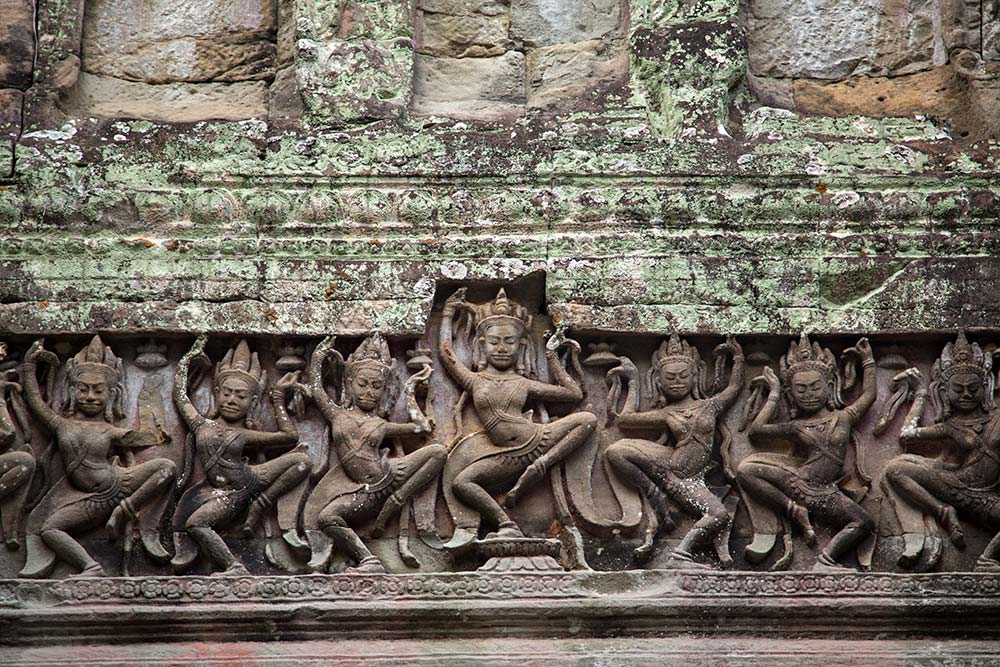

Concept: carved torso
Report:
left=193, top=420, right=253, bottom=489
left=329, top=410, right=390, bottom=484
left=945, top=412, right=1000, bottom=489
left=55, top=420, right=120, bottom=493
left=469, top=372, right=537, bottom=447
left=660, top=399, right=721, bottom=478
left=791, top=412, right=851, bottom=484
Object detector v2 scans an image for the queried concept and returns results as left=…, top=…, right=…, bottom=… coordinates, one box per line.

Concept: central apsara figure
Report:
left=439, top=288, right=597, bottom=543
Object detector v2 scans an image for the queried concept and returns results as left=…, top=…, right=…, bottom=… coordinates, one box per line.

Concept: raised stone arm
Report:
left=746, top=366, right=793, bottom=442
left=528, top=344, right=584, bottom=403
left=390, top=364, right=433, bottom=435
left=306, top=335, right=345, bottom=425
left=894, top=367, right=953, bottom=447
left=711, top=337, right=745, bottom=408
left=843, top=337, right=878, bottom=425
left=244, top=372, right=301, bottom=450
left=173, top=334, right=208, bottom=429
left=20, top=339, right=63, bottom=432
left=438, top=287, right=476, bottom=389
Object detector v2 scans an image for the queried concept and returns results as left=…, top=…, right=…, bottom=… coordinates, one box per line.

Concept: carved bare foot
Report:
left=212, top=562, right=251, bottom=577
left=504, top=460, right=547, bottom=508
left=69, top=562, right=105, bottom=579
left=5, top=535, right=19, bottom=550
left=371, top=493, right=404, bottom=538
left=344, top=555, right=386, bottom=574
left=789, top=503, right=816, bottom=546
left=811, top=553, right=854, bottom=572
left=485, top=521, right=524, bottom=539
left=940, top=506, right=966, bottom=548
left=975, top=556, right=1000, bottom=572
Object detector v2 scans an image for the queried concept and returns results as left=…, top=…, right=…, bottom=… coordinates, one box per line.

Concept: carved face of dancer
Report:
left=348, top=367, right=386, bottom=412
left=946, top=371, right=984, bottom=415
left=215, top=376, right=255, bottom=423
left=480, top=322, right=523, bottom=371
left=790, top=369, right=829, bottom=415
left=73, top=368, right=109, bottom=418
left=658, top=360, right=695, bottom=402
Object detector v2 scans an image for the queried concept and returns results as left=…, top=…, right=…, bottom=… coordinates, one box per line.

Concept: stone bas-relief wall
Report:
left=2, top=290, right=999, bottom=581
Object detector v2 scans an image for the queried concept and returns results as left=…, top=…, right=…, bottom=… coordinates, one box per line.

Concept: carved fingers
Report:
left=853, top=337, right=874, bottom=362
left=714, top=335, right=743, bottom=358
left=273, top=371, right=302, bottom=395
left=443, top=287, right=468, bottom=315
left=607, top=356, right=639, bottom=380
left=893, top=367, right=925, bottom=390
left=761, top=366, right=781, bottom=392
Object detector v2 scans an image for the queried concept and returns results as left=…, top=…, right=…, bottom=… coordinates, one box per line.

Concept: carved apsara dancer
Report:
left=19, top=337, right=176, bottom=578
left=880, top=332, right=1000, bottom=571
left=605, top=334, right=744, bottom=568
left=301, top=334, right=446, bottom=573
left=737, top=334, right=877, bottom=570
left=0, top=342, right=34, bottom=550
left=439, top=288, right=596, bottom=542
left=171, top=336, right=310, bottom=576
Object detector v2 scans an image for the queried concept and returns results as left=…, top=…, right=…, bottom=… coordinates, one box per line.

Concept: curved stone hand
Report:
left=25, top=339, right=59, bottom=367
left=714, top=335, right=743, bottom=359
left=180, top=334, right=209, bottom=365
left=852, top=337, right=874, bottom=363
left=443, top=287, right=468, bottom=316
left=893, top=367, right=924, bottom=391
left=607, top=356, right=640, bottom=381
left=752, top=366, right=781, bottom=395
left=405, top=363, right=433, bottom=390
left=272, top=371, right=302, bottom=397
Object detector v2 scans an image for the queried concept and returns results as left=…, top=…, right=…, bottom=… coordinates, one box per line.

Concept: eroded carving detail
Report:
left=301, top=333, right=446, bottom=574
left=19, top=337, right=175, bottom=578
left=881, top=332, right=1000, bottom=572
left=604, top=334, right=744, bottom=569
left=171, top=336, right=310, bottom=576
left=736, top=335, right=877, bottom=571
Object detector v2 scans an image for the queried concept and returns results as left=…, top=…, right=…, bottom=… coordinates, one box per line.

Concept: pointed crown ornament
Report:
left=779, top=333, right=837, bottom=386
left=214, top=339, right=264, bottom=391
left=933, top=331, right=991, bottom=383
left=346, top=332, right=394, bottom=379
left=929, top=331, right=995, bottom=420
left=475, top=288, right=531, bottom=335
left=64, top=335, right=126, bottom=421
left=653, top=333, right=700, bottom=370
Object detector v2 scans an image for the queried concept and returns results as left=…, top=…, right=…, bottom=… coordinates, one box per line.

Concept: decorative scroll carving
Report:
left=604, top=334, right=744, bottom=569
left=170, top=336, right=310, bottom=576
left=19, top=337, right=175, bottom=578
left=736, top=334, right=877, bottom=571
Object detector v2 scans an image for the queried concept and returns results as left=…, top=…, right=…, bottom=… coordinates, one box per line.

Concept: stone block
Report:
left=412, top=51, right=525, bottom=119
left=525, top=39, right=628, bottom=110
left=81, top=0, right=276, bottom=83
left=510, top=0, right=624, bottom=48
left=61, top=72, right=269, bottom=122
left=308, top=0, right=413, bottom=41
left=0, top=88, right=20, bottom=177
left=416, top=12, right=510, bottom=57
left=748, top=0, right=880, bottom=79
left=0, top=0, right=34, bottom=89
left=299, top=38, right=413, bottom=126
